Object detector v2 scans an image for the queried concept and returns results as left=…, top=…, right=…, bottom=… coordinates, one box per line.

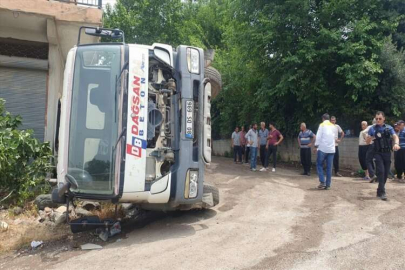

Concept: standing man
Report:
left=258, top=122, right=269, bottom=171
left=367, top=111, right=400, bottom=200
left=367, top=118, right=377, bottom=183
left=314, top=114, right=336, bottom=190
left=396, top=120, right=405, bottom=181
left=298, top=123, right=316, bottom=176
left=358, top=121, right=371, bottom=180
left=231, top=127, right=242, bottom=163
left=246, top=123, right=259, bottom=171
left=394, top=123, right=400, bottom=179
left=239, top=126, right=247, bottom=164
left=265, top=122, right=284, bottom=172
left=331, top=116, right=345, bottom=177
left=245, top=125, right=252, bottom=164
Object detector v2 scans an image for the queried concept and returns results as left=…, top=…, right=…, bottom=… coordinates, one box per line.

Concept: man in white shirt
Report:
left=331, top=116, right=345, bottom=177
left=231, top=127, right=242, bottom=163
left=314, top=114, right=336, bottom=190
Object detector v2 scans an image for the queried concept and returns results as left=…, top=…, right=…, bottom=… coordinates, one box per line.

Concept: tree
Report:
left=0, top=99, right=52, bottom=206
left=213, top=0, right=405, bottom=136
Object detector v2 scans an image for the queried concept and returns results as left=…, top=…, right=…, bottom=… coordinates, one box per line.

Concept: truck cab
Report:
left=53, top=27, right=216, bottom=211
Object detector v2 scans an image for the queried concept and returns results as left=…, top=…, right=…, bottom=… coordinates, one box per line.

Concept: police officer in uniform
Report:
left=367, top=111, right=400, bottom=200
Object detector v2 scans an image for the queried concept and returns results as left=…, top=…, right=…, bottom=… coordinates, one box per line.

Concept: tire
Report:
left=204, top=66, right=222, bottom=99
left=203, top=183, right=219, bottom=206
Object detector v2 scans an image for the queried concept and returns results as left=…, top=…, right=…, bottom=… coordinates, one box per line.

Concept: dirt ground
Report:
left=2, top=156, right=405, bottom=270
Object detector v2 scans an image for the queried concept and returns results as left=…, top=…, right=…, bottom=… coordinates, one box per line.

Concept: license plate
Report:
left=185, top=100, right=194, bottom=139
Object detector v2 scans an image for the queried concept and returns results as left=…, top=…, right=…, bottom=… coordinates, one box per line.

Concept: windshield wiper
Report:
left=113, top=127, right=127, bottom=151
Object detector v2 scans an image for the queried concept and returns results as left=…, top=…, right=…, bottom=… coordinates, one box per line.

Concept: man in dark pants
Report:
left=239, top=126, right=247, bottom=163
left=367, top=111, right=400, bottom=200
left=244, top=125, right=252, bottom=164
left=298, top=123, right=316, bottom=176
left=231, top=126, right=242, bottom=163
left=266, top=122, right=284, bottom=172
left=331, top=116, right=344, bottom=177
left=258, top=122, right=269, bottom=171
left=396, top=120, right=405, bottom=181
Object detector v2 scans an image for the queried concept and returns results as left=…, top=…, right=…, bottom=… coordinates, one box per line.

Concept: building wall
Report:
left=0, top=0, right=101, bottom=148
left=213, top=137, right=368, bottom=170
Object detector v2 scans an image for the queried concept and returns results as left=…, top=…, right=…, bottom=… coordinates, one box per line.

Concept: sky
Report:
left=102, top=0, right=117, bottom=8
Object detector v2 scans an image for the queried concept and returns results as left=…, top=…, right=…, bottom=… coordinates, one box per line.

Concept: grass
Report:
left=0, top=215, right=68, bottom=253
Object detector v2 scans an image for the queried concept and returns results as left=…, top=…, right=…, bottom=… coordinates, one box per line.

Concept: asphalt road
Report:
left=2, top=156, right=405, bottom=270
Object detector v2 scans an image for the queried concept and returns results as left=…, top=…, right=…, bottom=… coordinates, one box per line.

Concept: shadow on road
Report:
left=113, top=209, right=217, bottom=246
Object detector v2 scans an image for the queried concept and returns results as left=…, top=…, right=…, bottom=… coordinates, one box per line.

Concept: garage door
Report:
left=0, top=57, right=48, bottom=141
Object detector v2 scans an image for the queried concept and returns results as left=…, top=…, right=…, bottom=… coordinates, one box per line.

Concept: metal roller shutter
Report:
left=0, top=64, right=48, bottom=141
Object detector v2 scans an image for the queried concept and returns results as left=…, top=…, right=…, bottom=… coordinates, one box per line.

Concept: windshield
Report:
left=68, top=45, right=121, bottom=195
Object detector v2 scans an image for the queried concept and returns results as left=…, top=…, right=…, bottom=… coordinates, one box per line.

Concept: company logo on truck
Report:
left=126, top=50, right=148, bottom=158
left=127, top=75, right=147, bottom=157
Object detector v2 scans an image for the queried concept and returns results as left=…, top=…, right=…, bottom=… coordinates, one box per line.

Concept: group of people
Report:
left=231, top=110, right=403, bottom=201
left=314, top=111, right=400, bottom=200
left=231, top=122, right=284, bottom=172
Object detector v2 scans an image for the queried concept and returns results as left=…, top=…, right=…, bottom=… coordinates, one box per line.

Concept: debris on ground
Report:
left=81, top=243, right=103, bottom=250
left=81, top=201, right=101, bottom=211
left=55, top=206, right=67, bottom=213
left=31, top=241, right=43, bottom=249
left=121, top=203, right=138, bottom=219
left=34, top=194, right=59, bottom=210
left=98, top=230, right=109, bottom=242
left=13, top=207, right=23, bottom=216
left=0, top=221, right=9, bottom=231
left=54, top=212, right=67, bottom=226
left=75, top=208, right=93, bottom=217
left=109, top=222, right=121, bottom=237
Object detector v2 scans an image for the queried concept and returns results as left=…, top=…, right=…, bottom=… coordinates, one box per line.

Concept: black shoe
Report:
left=318, top=183, right=326, bottom=189
left=325, top=186, right=330, bottom=190
left=380, top=193, right=387, bottom=201
left=369, top=176, right=377, bottom=183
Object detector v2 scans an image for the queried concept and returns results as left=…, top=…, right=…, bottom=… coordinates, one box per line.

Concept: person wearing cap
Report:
left=366, top=111, right=400, bottom=200
left=358, top=121, right=371, bottom=180
left=396, top=120, right=405, bottom=181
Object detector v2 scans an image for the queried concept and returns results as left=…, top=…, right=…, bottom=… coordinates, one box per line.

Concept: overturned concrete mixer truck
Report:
left=52, top=27, right=221, bottom=218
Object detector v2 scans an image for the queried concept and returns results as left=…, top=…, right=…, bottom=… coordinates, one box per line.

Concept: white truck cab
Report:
left=53, top=27, right=217, bottom=213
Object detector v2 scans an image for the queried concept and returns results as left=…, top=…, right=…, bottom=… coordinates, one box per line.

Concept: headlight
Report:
left=187, top=48, right=200, bottom=74
left=185, top=170, right=199, bottom=199
left=189, top=170, right=199, bottom=198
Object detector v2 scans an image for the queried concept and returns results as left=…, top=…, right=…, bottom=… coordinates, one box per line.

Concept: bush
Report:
left=0, top=99, right=53, bottom=206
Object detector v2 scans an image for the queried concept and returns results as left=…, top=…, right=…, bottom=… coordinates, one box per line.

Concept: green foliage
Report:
left=0, top=99, right=53, bottom=206
left=213, top=0, right=405, bottom=136
left=103, top=0, right=405, bottom=138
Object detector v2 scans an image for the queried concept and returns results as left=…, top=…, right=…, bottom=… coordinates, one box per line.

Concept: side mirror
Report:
left=57, top=174, right=79, bottom=198
left=78, top=27, right=125, bottom=45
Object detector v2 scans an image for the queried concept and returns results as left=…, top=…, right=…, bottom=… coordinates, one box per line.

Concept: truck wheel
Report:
left=204, top=66, right=222, bottom=99
left=203, top=183, right=219, bottom=207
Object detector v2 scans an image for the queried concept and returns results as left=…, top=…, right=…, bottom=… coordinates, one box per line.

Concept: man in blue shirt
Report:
left=258, top=122, right=269, bottom=171
left=298, top=123, right=316, bottom=176
left=367, top=111, right=400, bottom=200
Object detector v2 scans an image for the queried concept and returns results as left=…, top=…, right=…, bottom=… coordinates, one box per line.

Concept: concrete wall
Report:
left=213, top=138, right=364, bottom=170
left=0, top=0, right=101, bottom=148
